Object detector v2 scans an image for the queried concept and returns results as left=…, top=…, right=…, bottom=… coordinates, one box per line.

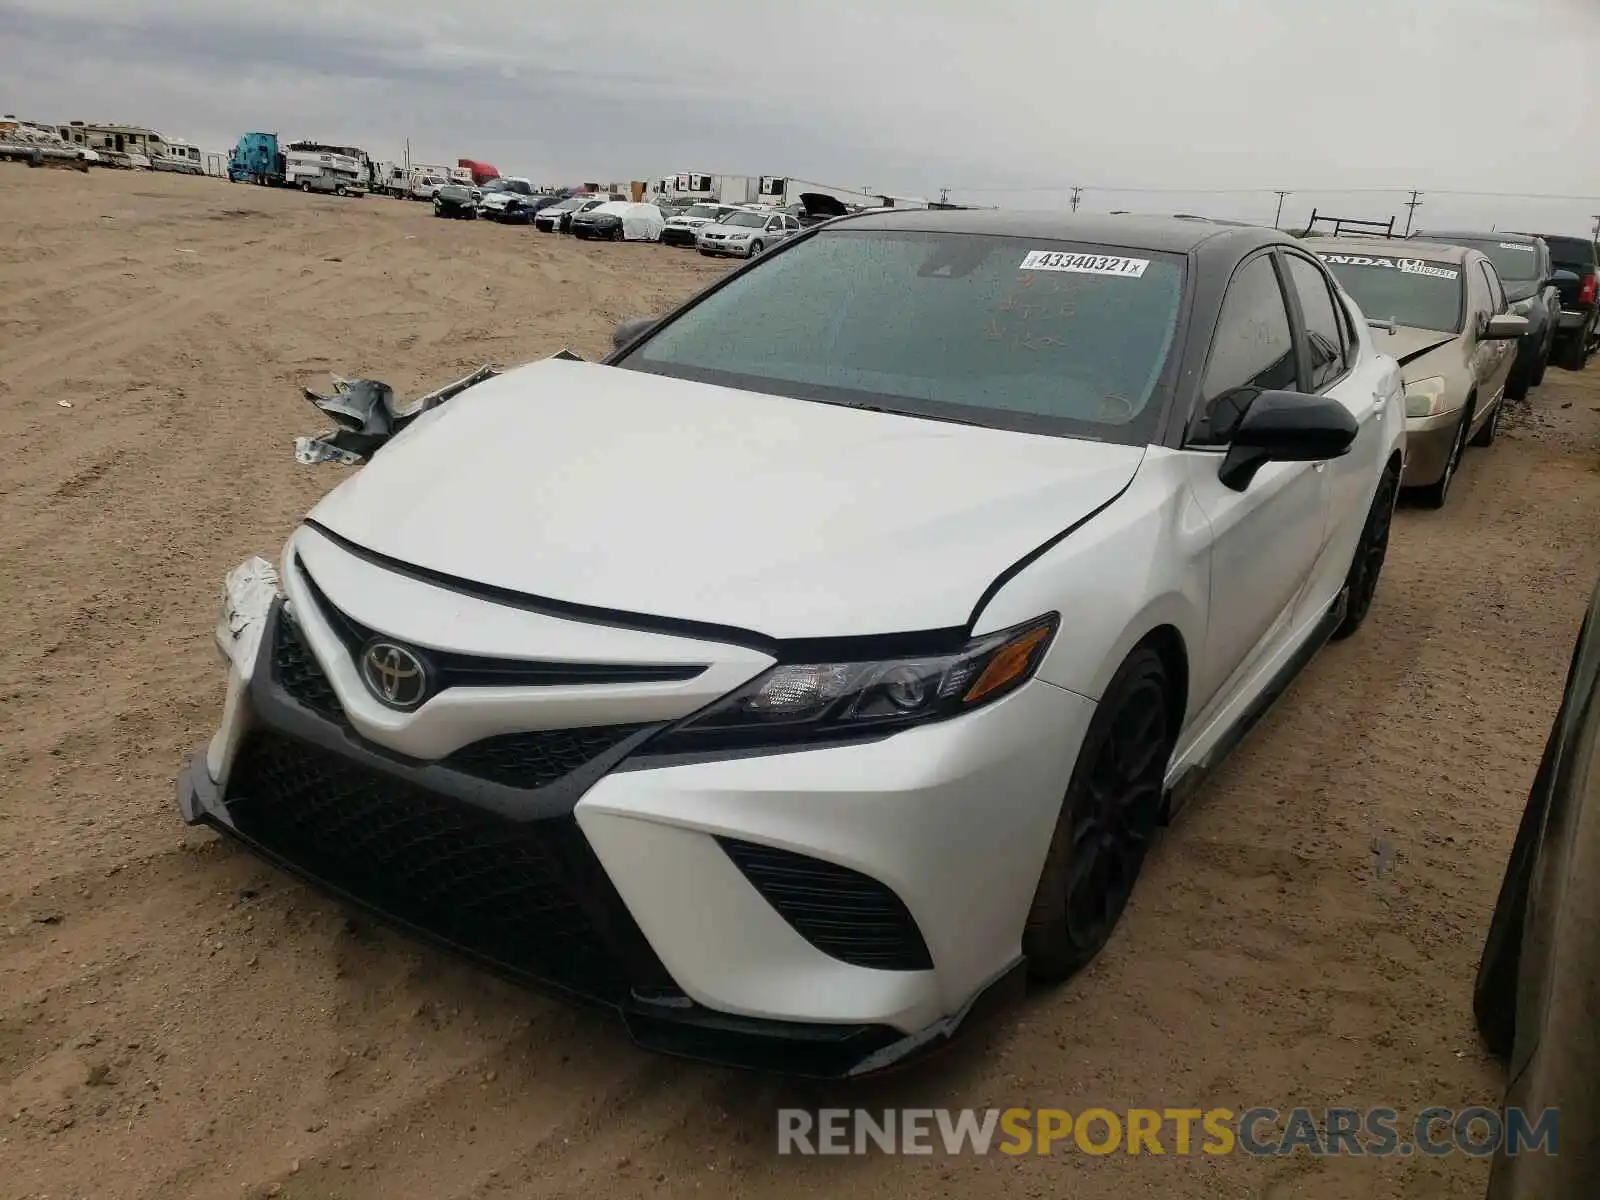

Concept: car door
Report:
left=765, top=214, right=786, bottom=243
left=1279, top=249, right=1387, bottom=604
left=1180, top=251, right=1332, bottom=715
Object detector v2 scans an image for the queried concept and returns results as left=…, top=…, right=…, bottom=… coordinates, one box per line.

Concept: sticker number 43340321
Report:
left=1020, top=250, right=1150, bottom=278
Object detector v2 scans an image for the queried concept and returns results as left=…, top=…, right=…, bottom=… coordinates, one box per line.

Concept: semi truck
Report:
left=228, top=132, right=284, bottom=184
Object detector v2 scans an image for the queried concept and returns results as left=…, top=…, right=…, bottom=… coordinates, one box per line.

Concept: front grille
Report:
left=224, top=731, right=642, bottom=1000
left=718, top=839, right=933, bottom=972
left=272, top=607, right=347, bottom=726
left=294, top=558, right=704, bottom=692
left=266, top=598, right=676, bottom=792
left=442, top=725, right=652, bottom=789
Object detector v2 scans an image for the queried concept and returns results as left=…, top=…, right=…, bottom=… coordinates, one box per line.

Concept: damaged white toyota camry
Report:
left=180, top=212, right=1406, bottom=1077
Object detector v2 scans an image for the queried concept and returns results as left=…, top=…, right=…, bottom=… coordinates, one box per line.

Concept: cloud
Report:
left=3, top=0, right=1598, bottom=228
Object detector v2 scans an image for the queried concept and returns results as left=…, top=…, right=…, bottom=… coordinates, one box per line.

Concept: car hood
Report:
left=1371, top=324, right=1462, bottom=370
left=307, top=358, right=1147, bottom=640
left=1374, top=326, right=1468, bottom=383
left=480, top=192, right=520, bottom=206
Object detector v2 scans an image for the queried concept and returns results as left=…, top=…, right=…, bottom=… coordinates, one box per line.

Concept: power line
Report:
left=939, top=183, right=1600, bottom=202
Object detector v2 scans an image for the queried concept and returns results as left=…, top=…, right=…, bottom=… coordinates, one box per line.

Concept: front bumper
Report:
left=1402, top=408, right=1464, bottom=487
left=179, top=568, right=1087, bottom=1076
left=572, top=222, right=620, bottom=239
left=661, top=226, right=699, bottom=246
left=698, top=239, right=752, bottom=256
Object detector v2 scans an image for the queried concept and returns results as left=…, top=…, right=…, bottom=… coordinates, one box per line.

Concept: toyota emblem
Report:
left=360, top=641, right=429, bottom=710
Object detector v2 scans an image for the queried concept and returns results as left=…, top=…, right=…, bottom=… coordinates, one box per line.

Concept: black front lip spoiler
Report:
left=178, top=747, right=1024, bottom=1079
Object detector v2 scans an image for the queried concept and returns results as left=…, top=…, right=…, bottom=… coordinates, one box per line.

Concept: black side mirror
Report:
left=612, top=316, right=656, bottom=350
left=1219, top=390, right=1359, bottom=492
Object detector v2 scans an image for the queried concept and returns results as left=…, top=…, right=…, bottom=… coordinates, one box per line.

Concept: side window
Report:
left=1284, top=254, right=1349, bottom=390
left=1480, top=263, right=1506, bottom=313
left=1192, top=255, right=1298, bottom=445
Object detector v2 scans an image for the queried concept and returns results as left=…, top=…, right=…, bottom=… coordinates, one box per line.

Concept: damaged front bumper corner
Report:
left=189, top=554, right=282, bottom=816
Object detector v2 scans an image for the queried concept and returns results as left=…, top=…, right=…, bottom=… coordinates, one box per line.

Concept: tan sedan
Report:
left=1315, top=239, right=1527, bottom=508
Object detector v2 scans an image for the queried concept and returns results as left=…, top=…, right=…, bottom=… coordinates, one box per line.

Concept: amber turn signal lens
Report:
left=963, top=622, right=1054, bottom=705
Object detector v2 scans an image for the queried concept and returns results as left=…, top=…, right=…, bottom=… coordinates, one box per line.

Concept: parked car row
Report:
left=424, top=183, right=852, bottom=252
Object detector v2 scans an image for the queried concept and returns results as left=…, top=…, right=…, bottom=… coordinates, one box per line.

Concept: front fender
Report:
left=969, top=451, right=1207, bottom=719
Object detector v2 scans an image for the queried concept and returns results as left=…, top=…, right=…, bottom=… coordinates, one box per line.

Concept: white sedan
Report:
left=180, top=212, right=1405, bottom=1078
left=695, top=207, right=801, bottom=257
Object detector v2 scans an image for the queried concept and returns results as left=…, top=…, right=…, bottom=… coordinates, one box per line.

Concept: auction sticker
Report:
left=1020, top=250, right=1149, bottom=278
left=1499, top=242, right=1536, bottom=252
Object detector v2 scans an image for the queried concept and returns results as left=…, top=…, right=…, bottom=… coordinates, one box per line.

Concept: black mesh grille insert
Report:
left=442, top=725, right=652, bottom=789
left=224, top=731, right=638, bottom=1000
left=271, top=607, right=347, bottom=726
left=718, top=839, right=933, bottom=972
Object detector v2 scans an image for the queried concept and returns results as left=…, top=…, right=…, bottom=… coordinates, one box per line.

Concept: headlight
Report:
left=1404, top=375, right=1452, bottom=418
left=646, top=614, right=1058, bottom=753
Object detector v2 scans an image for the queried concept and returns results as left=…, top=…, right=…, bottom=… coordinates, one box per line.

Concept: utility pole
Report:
left=1403, top=189, right=1424, bottom=236
left=404, top=138, right=410, bottom=172
left=938, top=186, right=949, bottom=205
left=1272, top=190, right=1291, bottom=230
left=1591, top=214, right=1600, bottom=244
left=1070, top=186, right=1082, bottom=213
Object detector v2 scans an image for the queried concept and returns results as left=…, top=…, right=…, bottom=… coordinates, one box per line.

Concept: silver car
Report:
left=1316, top=239, right=1527, bottom=508
left=696, top=209, right=801, bottom=258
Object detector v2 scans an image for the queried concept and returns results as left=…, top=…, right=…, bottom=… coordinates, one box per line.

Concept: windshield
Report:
left=619, top=230, right=1186, bottom=443
left=1414, top=235, right=1539, bottom=282
left=683, top=204, right=721, bottom=219
left=550, top=197, right=585, bottom=212
left=723, top=212, right=766, bottom=228
left=1318, top=254, right=1464, bottom=333
left=480, top=180, right=510, bottom=193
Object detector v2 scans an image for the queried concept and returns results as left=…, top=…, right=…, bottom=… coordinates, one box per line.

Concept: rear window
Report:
left=1412, top=236, right=1540, bottom=283
left=1318, top=253, right=1464, bottom=333
left=620, top=230, right=1187, bottom=444
left=1542, top=236, right=1597, bottom=270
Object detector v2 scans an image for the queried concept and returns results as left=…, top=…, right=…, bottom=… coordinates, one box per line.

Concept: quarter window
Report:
left=1193, top=255, right=1297, bottom=444
left=1285, top=254, right=1348, bottom=390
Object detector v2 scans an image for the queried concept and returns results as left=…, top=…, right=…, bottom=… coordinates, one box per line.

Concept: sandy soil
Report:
left=2, top=167, right=1599, bottom=1200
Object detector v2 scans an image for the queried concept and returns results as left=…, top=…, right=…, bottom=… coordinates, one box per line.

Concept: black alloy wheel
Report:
left=1331, top=467, right=1398, bottom=640
left=1024, top=647, right=1173, bottom=981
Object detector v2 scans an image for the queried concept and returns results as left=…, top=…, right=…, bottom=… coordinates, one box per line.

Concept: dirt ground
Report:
left=2, top=168, right=1599, bottom=1200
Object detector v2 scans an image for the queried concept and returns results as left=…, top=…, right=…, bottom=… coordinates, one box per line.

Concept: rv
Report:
left=283, top=141, right=368, bottom=190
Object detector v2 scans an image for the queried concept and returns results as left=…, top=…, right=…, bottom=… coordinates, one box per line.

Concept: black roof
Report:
left=1413, top=228, right=1541, bottom=245
left=833, top=209, right=1292, bottom=255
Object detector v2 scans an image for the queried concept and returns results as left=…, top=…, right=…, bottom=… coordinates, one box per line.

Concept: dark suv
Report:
left=1408, top=230, right=1560, bottom=397
left=1513, top=232, right=1598, bottom=370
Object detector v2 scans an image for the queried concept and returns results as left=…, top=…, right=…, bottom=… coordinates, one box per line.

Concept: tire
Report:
left=1330, top=465, right=1398, bottom=641
left=300, top=181, right=311, bottom=192
left=1470, top=397, right=1502, bottom=447
left=1415, top=405, right=1471, bottom=510
left=1556, top=334, right=1587, bottom=371
left=699, top=249, right=714, bottom=256
left=1504, top=356, right=1532, bottom=402
left=748, top=240, right=764, bottom=257
left=1023, top=646, right=1175, bottom=982
left=335, top=185, right=347, bottom=197
left=612, top=228, right=624, bottom=241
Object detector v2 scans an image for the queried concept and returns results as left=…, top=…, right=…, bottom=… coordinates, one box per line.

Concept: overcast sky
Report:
left=4, top=0, right=1599, bottom=232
